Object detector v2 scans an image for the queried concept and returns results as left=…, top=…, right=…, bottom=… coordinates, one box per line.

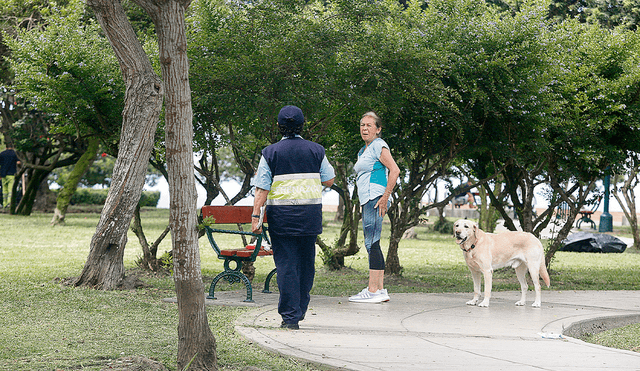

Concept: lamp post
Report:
left=599, top=174, right=613, bottom=232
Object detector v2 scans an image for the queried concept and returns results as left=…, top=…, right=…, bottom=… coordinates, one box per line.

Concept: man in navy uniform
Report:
left=0, top=145, right=20, bottom=207
left=252, top=105, right=335, bottom=330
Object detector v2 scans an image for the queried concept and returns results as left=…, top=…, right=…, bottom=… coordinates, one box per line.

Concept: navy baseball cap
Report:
left=277, top=105, right=305, bottom=128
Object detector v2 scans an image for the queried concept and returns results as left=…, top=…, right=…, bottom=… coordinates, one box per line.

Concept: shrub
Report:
left=55, top=188, right=161, bottom=207
left=139, top=191, right=161, bottom=207
left=432, top=218, right=454, bottom=234
left=69, top=188, right=108, bottom=205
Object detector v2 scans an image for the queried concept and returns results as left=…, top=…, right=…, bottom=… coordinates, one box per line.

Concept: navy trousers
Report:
left=270, top=234, right=317, bottom=325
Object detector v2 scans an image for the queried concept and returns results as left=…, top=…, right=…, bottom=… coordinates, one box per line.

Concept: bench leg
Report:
left=262, top=267, right=277, bottom=294
left=207, top=270, right=254, bottom=303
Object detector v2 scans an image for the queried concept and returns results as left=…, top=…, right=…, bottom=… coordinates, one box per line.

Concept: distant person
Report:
left=251, top=105, right=335, bottom=330
left=453, top=181, right=474, bottom=208
left=349, top=111, right=400, bottom=304
left=0, top=145, right=20, bottom=207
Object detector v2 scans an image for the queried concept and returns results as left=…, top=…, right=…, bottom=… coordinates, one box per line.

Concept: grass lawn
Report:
left=1, top=208, right=639, bottom=370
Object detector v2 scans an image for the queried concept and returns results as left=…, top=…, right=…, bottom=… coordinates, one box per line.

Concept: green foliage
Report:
left=6, top=7, right=124, bottom=144
left=198, top=215, right=216, bottom=230
left=547, top=0, right=640, bottom=30
left=77, top=153, right=114, bottom=188
left=53, top=136, right=101, bottom=217
left=10, top=107, right=52, bottom=153
left=188, top=0, right=348, bottom=139
left=54, top=188, right=160, bottom=207
left=138, top=191, right=161, bottom=208
left=432, top=218, right=454, bottom=234
left=69, top=188, right=109, bottom=205
left=0, top=0, right=78, bottom=20
left=548, top=19, right=640, bottom=175
left=50, top=152, right=164, bottom=189
left=159, top=250, right=174, bottom=275
left=121, top=0, right=156, bottom=37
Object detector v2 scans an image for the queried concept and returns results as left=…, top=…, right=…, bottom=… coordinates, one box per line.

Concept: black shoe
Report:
left=280, top=321, right=299, bottom=330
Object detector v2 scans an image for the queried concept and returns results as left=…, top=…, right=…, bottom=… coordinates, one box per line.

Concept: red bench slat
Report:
left=201, top=205, right=267, bottom=224
left=219, top=250, right=239, bottom=256
left=236, top=249, right=272, bottom=257
left=219, top=245, right=273, bottom=257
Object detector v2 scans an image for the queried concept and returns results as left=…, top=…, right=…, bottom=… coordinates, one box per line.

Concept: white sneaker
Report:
left=378, top=288, right=390, bottom=302
left=349, top=287, right=386, bottom=303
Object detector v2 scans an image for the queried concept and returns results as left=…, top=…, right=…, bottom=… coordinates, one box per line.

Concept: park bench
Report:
left=576, top=196, right=602, bottom=230
left=200, top=205, right=276, bottom=302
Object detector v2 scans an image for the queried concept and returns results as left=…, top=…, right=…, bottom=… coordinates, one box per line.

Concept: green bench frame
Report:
left=201, top=205, right=277, bottom=302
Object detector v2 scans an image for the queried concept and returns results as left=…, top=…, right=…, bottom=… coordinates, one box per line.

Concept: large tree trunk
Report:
left=51, top=137, right=100, bottom=226
left=142, top=0, right=217, bottom=369
left=76, top=0, right=163, bottom=289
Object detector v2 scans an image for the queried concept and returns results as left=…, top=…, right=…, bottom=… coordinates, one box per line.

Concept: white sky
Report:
left=145, top=177, right=632, bottom=213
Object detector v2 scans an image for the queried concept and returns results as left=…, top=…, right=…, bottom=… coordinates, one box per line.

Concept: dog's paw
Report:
left=478, top=300, right=490, bottom=307
left=466, top=299, right=478, bottom=306
left=531, top=302, right=541, bottom=308
left=515, top=300, right=526, bottom=306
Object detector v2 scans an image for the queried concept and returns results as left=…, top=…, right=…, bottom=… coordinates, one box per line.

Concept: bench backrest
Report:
left=201, top=205, right=267, bottom=224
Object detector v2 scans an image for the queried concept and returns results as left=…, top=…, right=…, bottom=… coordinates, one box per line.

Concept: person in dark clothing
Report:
left=0, top=146, right=20, bottom=207
left=251, top=105, right=335, bottom=330
left=453, top=180, right=475, bottom=208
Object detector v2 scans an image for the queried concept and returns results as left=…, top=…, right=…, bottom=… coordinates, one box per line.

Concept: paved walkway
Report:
left=207, top=290, right=640, bottom=371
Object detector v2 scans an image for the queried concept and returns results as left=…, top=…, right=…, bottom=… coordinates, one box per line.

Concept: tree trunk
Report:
left=15, top=167, right=51, bottom=215
left=544, top=180, right=597, bottom=266
left=317, top=167, right=361, bottom=270
left=385, top=204, right=407, bottom=275
left=132, top=203, right=171, bottom=271
left=477, top=181, right=500, bottom=233
left=334, top=189, right=345, bottom=221
left=612, top=170, right=640, bottom=250
left=76, top=0, right=164, bottom=290
left=143, top=0, right=217, bottom=369
left=385, top=224, right=404, bottom=275
left=51, top=137, right=100, bottom=226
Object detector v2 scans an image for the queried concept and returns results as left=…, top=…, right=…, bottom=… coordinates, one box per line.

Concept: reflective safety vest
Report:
left=267, top=173, right=322, bottom=206
left=262, top=137, right=325, bottom=236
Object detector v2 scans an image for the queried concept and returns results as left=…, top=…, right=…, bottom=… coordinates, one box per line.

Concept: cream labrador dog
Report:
left=453, top=219, right=550, bottom=308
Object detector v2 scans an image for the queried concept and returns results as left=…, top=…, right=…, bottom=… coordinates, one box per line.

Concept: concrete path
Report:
left=207, top=290, right=640, bottom=371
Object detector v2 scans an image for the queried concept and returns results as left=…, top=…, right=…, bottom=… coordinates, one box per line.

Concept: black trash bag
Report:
left=561, top=232, right=627, bottom=253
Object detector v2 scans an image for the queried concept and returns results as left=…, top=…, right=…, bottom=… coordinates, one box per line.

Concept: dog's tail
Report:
left=540, top=261, right=551, bottom=288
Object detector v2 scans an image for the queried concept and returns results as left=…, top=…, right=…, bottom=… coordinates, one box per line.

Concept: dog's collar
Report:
left=461, top=244, right=475, bottom=253
left=456, top=237, right=475, bottom=252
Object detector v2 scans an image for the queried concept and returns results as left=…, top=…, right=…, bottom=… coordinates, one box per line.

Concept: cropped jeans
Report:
left=362, top=196, right=388, bottom=270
